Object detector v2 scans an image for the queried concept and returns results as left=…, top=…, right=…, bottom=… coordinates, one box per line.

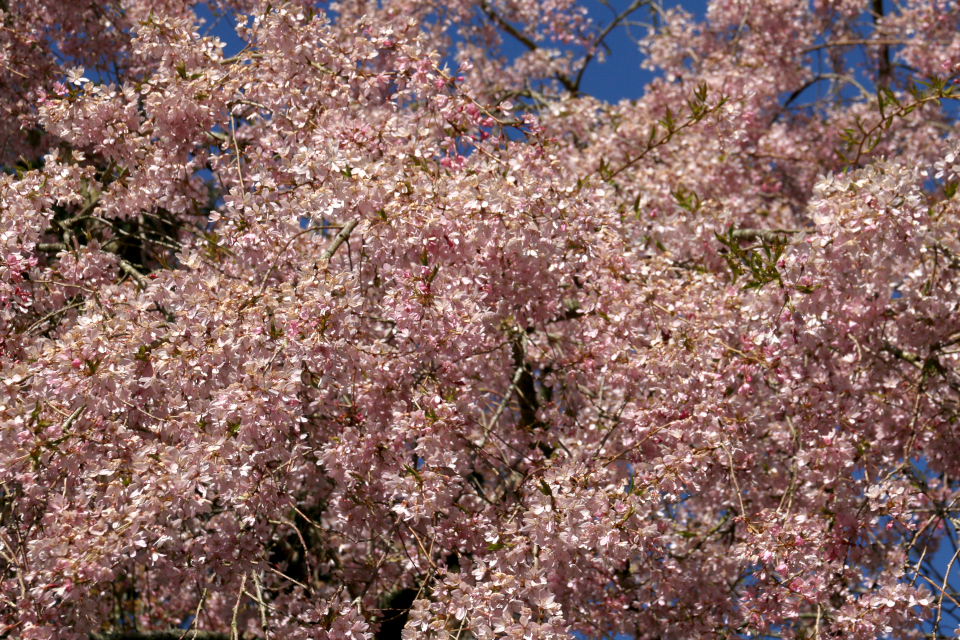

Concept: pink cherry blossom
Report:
left=0, top=0, right=959, bottom=639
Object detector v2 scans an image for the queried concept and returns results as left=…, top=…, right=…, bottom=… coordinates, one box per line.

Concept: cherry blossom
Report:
left=1, top=0, right=959, bottom=639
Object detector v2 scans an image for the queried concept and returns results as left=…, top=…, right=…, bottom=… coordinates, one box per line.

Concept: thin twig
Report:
left=257, top=225, right=337, bottom=295
left=934, top=543, right=960, bottom=636
left=267, top=519, right=314, bottom=593
left=265, top=564, right=310, bottom=591
left=23, top=301, right=84, bottom=334
left=804, top=38, right=906, bottom=53
left=480, top=364, right=525, bottom=445
left=230, top=115, right=245, bottom=190
left=479, top=1, right=577, bottom=93
left=230, top=574, right=247, bottom=640
left=220, top=51, right=262, bottom=66
left=178, top=587, right=208, bottom=640
left=572, top=0, right=648, bottom=91
left=253, top=572, right=269, bottom=638
left=28, top=280, right=98, bottom=295
left=720, top=439, right=749, bottom=522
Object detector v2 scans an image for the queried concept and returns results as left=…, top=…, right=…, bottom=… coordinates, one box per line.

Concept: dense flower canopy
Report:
left=2, top=0, right=960, bottom=639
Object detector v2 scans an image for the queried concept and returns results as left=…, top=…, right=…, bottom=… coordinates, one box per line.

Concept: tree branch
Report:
left=572, top=0, right=648, bottom=92
left=119, top=259, right=149, bottom=290
left=730, top=228, right=803, bottom=243
left=479, top=2, right=578, bottom=94
left=319, top=217, right=359, bottom=265
left=36, top=242, right=67, bottom=252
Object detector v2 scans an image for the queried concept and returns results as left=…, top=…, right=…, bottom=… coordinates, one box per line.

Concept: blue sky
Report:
left=576, top=0, right=709, bottom=100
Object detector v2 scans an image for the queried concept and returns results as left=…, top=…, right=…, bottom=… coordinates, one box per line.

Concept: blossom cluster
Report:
left=0, top=0, right=959, bottom=639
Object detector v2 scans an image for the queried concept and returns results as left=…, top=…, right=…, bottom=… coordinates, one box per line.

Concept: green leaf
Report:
left=403, top=464, right=423, bottom=484
left=538, top=479, right=553, bottom=497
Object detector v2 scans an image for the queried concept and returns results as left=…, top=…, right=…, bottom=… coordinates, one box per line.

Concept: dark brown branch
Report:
left=777, top=73, right=872, bottom=116
left=803, top=38, right=907, bottom=53
left=57, top=199, right=99, bottom=230
left=511, top=339, right=540, bottom=431
left=479, top=2, right=578, bottom=94
left=480, top=1, right=537, bottom=52
left=572, top=0, right=648, bottom=92
left=870, top=0, right=892, bottom=86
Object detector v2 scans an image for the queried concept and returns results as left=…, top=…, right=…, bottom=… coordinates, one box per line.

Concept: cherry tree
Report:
left=2, top=0, right=960, bottom=638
